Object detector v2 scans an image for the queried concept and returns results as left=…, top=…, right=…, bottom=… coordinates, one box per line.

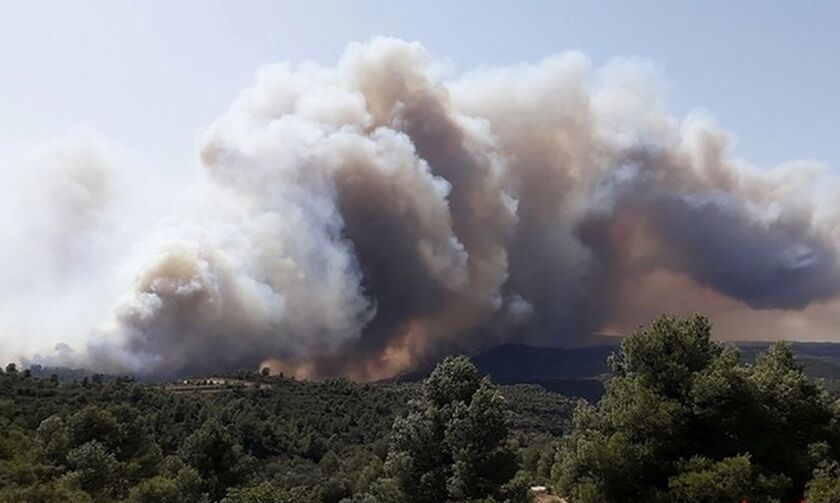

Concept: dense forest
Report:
left=0, top=358, right=568, bottom=502
left=2, top=315, right=840, bottom=502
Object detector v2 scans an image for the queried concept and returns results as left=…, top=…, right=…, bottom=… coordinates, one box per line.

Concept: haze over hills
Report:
left=26, top=338, right=840, bottom=401
left=406, top=340, right=840, bottom=400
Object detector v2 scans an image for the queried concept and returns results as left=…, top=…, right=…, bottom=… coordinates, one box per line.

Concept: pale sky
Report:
left=1, top=0, right=838, bottom=177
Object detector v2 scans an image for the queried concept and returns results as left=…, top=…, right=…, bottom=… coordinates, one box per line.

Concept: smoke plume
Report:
left=3, top=38, right=840, bottom=379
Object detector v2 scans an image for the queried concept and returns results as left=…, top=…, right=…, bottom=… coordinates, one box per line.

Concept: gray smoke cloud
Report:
left=4, top=38, right=840, bottom=379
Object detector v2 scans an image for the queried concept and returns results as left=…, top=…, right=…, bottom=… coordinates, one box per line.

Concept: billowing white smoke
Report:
left=3, top=38, right=839, bottom=379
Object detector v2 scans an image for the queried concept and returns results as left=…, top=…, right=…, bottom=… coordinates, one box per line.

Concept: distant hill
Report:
left=470, top=344, right=613, bottom=401
left=21, top=339, right=840, bottom=400
left=472, top=344, right=613, bottom=380
left=468, top=340, right=840, bottom=400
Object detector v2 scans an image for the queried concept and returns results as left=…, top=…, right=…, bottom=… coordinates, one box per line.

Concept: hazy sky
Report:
left=1, top=0, right=838, bottom=177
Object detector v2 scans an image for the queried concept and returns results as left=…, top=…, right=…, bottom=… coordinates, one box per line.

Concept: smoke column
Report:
left=3, top=38, right=840, bottom=379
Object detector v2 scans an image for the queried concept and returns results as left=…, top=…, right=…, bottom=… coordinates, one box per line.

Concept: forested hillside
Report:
left=0, top=362, right=570, bottom=502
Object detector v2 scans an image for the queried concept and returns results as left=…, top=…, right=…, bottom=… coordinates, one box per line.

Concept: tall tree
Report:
left=180, top=419, right=254, bottom=500
left=554, top=314, right=840, bottom=502
left=383, top=355, right=524, bottom=503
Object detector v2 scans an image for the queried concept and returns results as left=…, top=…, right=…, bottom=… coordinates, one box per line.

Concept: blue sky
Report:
left=1, top=0, right=838, bottom=176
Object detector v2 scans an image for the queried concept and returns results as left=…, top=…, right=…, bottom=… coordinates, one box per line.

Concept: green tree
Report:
left=65, top=440, right=118, bottom=496
left=180, top=418, right=254, bottom=500
left=220, top=482, right=294, bottom=503
left=36, top=415, right=70, bottom=464
left=806, top=461, right=840, bottom=503
left=667, top=455, right=786, bottom=503
left=385, top=355, right=523, bottom=503
left=0, top=479, right=93, bottom=503
left=318, top=450, right=341, bottom=476
left=357, top=478, right=404, bottom=503
left=128, top=466, right=208, bottom=503
left=66, top=406, right=121, bottom=453
left=554, top=314, right=840, bottom=502
left=128, top=476, right=181, bottom=503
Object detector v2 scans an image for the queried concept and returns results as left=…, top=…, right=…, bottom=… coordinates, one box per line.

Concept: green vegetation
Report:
left=0, top=356, right=567, bottom=502
left=554, top=314, right=840, bottom=502
left=383, top=356, right=526, bottom=502
left=2, top=314, right=840, bottom=502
